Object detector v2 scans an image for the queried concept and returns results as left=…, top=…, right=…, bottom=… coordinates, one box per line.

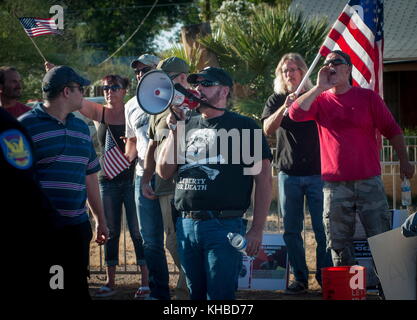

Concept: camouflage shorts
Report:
left=323, top=176, right=389, bottom=265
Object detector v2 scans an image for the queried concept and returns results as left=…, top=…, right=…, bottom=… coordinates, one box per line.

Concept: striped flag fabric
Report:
left=319, top=0, right=384, bottom=96
left=18, top=17, right=60, bottom=37
left=102, top=128, right=130, bottom=179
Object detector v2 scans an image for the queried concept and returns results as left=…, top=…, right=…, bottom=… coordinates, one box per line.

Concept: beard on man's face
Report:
left=200, top=89, right=222, bottom=107
left=3, top=85, right=21, bottom=99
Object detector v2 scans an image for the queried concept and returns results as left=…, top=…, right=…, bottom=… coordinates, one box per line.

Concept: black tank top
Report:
left=97, top=107, right=135, bottom=182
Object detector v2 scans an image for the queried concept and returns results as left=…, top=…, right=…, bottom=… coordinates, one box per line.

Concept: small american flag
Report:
left=319, top=0, right=384, bottom=96
left=18, top=17, right=60, bottom=38
left=102, top=128, right=130, bottom=179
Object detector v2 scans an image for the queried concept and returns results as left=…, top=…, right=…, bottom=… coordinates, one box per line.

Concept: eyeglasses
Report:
left=134, top=67, right=152, bottom=75
left=282, top=68, right=300, bottom=74
left=66, top=85, right=84, bottom=93
left=323, top=58, right=348, bottom=66
left=193, top=80, right=221, bottom=87
left=102, top=85, right=121, bottom=92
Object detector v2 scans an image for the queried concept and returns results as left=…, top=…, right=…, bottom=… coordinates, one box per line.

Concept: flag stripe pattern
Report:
left=319, top=0, right=384, bottom=96
left=18, top=17, right=60, bottom=37
left=102, top=128, right=130, bottom=179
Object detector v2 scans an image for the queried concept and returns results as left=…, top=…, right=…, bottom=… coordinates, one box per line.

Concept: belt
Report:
left=180, top=210, right=244, bottom=220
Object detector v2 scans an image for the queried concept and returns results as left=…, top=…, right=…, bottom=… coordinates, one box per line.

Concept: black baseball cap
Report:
left=187, top=67, right=233, bottom=87
left=42, top=66, right=91, bottom=92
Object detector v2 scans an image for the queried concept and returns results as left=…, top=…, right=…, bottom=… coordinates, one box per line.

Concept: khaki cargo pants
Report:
left=323, top=176, right=390, bottom=266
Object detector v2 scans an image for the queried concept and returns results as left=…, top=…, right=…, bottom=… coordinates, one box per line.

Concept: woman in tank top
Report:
left=80, top=75, right=150, bottom=299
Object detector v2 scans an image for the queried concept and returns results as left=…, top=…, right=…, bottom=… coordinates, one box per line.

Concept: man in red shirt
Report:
left=0, top=66, right=31, bottom=118
left=289, top=50, right=414, bottom=266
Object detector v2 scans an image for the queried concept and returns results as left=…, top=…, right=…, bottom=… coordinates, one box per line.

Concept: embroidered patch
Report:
left=0, top=129, right=33, bottom=169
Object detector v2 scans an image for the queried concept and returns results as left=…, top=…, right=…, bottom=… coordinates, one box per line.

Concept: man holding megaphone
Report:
left=156, top=67, right=273, bottom=300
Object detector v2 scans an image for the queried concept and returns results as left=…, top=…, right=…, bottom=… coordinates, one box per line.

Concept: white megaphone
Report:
left=136, top=70, right=200, bottom=115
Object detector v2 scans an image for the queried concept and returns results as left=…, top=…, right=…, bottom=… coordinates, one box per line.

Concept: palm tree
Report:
left=160, top=43, right=202, bottom=74
left=199, top=3, right=328, bottom=120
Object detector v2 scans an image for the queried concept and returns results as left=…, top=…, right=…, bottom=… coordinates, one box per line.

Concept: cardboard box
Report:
left=238, top=233, right=289, bottom=290
left=369, top=228, right=417, bottom=300
left=352, top=209, right=410, bottom=289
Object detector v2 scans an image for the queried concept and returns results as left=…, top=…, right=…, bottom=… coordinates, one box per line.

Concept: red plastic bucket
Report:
left=321, top=265, right=367, bottom=300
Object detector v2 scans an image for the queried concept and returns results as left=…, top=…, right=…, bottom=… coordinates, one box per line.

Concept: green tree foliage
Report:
left=0, top=0, right=88, bottom=101
left=0, top=0, right=201, bottom=101
left=64, top=0, right=200, bottom=58
left=160, top=43, right=202, bottom=74
left=199, top=3, right=328, bottom=120
left=199, top=0, right=291, bottom=21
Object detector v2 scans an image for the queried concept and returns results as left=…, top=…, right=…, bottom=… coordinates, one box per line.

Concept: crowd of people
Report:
left=0, top=49, right=415, bottom=301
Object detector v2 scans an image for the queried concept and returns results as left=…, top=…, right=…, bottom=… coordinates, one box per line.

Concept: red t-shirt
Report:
left=289, top=87, right=402, bottom=182
left=5, top=102, right=31, bottom=118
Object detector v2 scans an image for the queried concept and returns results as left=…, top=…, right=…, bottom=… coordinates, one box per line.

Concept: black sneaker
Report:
left=284, top=281, right=308, bottom=295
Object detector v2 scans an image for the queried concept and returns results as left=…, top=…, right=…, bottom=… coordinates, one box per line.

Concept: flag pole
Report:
left=294, top=52, right=322, bottom=96
left=294, top=0, right=352, bottom=96
left=26, top=36, right=48, bottom=63
left=13, top=11, right=47, bottom=63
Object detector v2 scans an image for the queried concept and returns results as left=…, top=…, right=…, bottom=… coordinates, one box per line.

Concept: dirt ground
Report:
left=88, top=213, right=380, bottom=301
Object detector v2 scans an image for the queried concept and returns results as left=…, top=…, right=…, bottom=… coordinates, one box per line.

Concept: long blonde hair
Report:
left=273, top=53, right=312, bottom=95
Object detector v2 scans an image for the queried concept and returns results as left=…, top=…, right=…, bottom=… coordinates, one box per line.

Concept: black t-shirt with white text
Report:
left=174, top=111, right=272, bottom=211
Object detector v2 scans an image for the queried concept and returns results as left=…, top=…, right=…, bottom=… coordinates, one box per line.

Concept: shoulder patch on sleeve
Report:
left=0, top=129, right=33, bottom=169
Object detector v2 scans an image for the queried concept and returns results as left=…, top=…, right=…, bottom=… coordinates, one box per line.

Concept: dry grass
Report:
left=88, top=210, right=333, bottom=300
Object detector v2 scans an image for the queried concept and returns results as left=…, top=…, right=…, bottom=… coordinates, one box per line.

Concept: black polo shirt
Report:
left=261, top=93, right=321, bottom=176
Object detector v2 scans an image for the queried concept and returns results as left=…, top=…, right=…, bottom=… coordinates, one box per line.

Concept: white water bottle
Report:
left=401, top=178, right=412, bottom=207
left=227, top=232, right=247, bottom=254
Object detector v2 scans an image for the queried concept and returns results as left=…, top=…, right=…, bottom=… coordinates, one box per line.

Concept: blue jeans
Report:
left=176, top=217, right=244, bottom=300
left=99, top=178, right=145, bottom=266
left=135, top=175, right=170, bottom=300
left=279, top=172, right=331, bottom=285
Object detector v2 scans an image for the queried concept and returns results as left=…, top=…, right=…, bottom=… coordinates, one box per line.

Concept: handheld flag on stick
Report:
left=296, top=0, right=384, bottom=97
left=18, top=17, right=60, bottom=37
left=17, top=16, right=61, bottom=62
left=319, top=0, right=384, bottom=96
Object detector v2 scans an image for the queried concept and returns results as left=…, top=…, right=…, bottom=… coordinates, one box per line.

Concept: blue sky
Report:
left=153, top=23, right=183, bottom=51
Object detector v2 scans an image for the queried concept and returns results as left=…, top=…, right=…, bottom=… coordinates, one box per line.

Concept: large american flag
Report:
left=102, top=128, right=130, bottom=179
left=319, top=0, right=384, bottom=96
left=18, top=17, right=60, bottom=38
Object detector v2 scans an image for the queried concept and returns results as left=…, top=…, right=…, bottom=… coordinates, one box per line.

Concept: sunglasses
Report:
left=134, top=67, right=152, bottom=75
left=66, top=85, right=84, bottom=93
left=102, top=85, right=121, bottom=92
left=323, top=58, right=348, bottom=66
left=193, top=80, right=221, bottom=87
